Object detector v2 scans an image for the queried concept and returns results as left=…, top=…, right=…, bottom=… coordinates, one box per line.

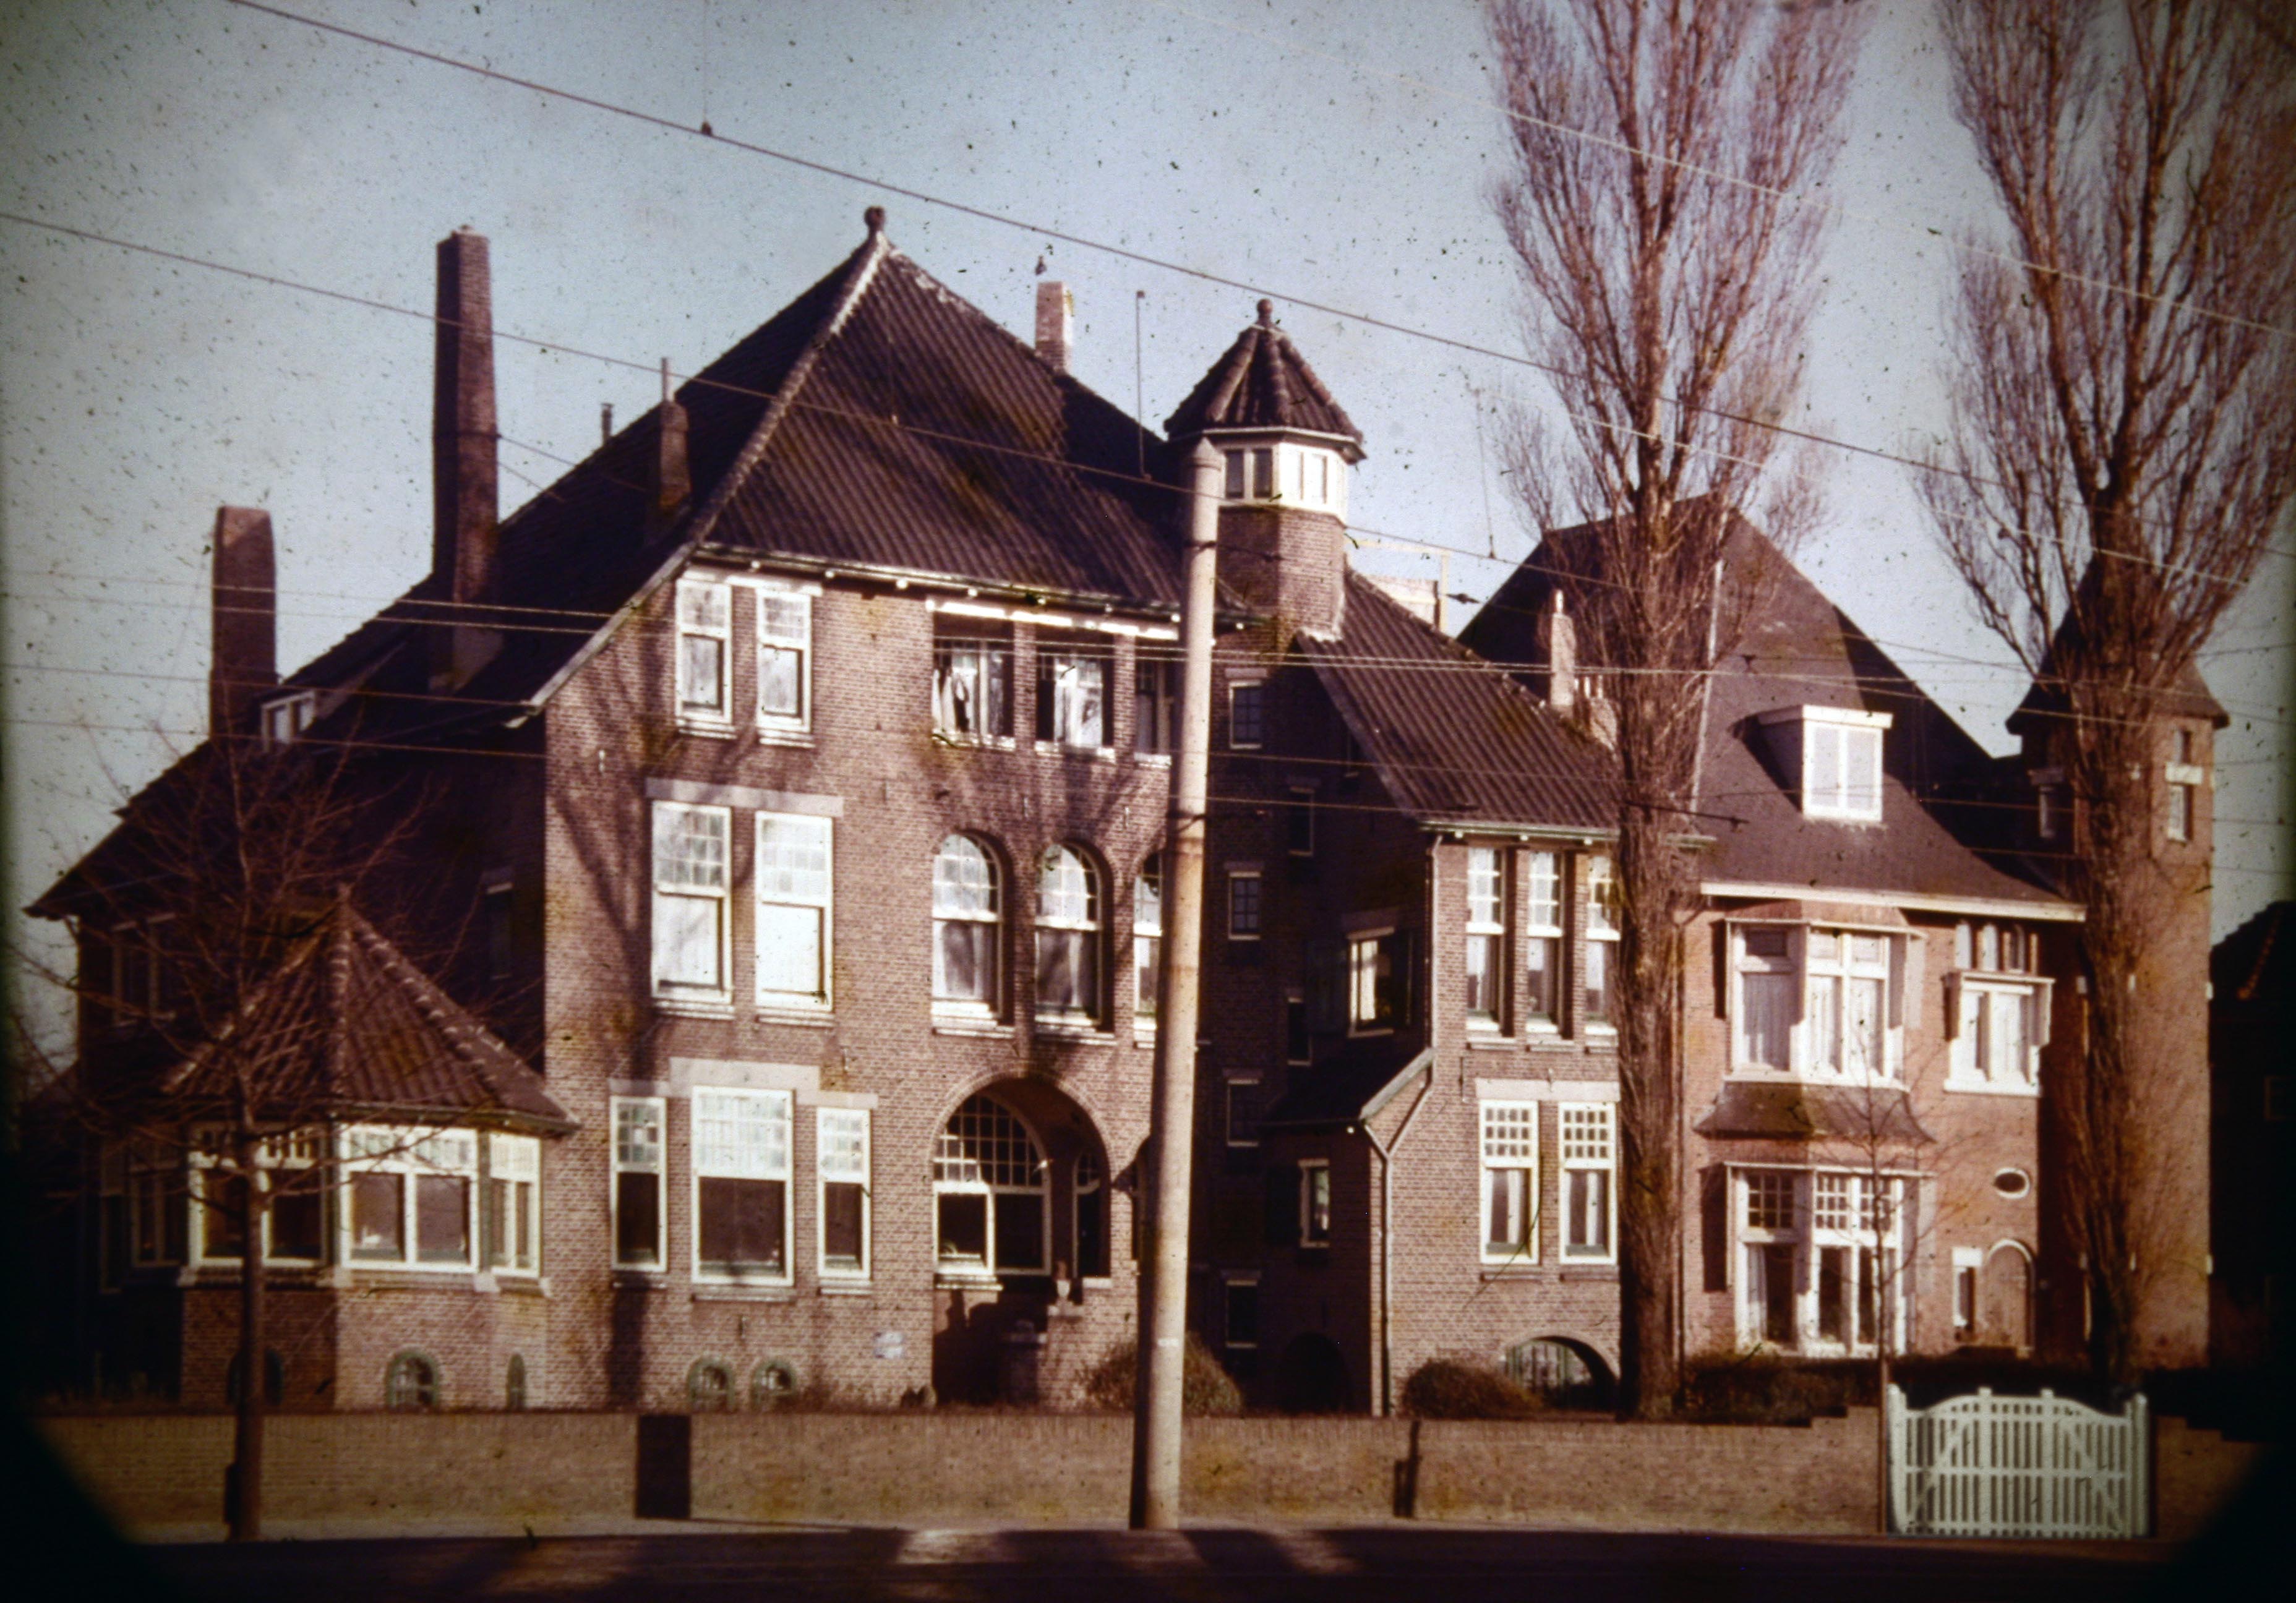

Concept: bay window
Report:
left=1734, top=1168, right=1911, bottom=1353
left=485, top=1133, right=539, bottom=1275
left=1464, top=847, right=1504, bottom=1029
left=694, top=1088, right=792, bottom=1283
left=651, top=802, right=730, bottom=1004
left=1728, top=921, right=1912, bottom=1079
left=1479, top=1101, right=1536, bottom=1263
left=189, top=1128, right=324, bottom=1267
left=756, top=812, right=833, bottom=1010
left=343, top=1126, right=478, bottom=1270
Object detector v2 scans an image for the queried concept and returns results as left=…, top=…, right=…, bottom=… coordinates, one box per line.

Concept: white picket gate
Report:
left=1886, top=1385, right=2149, bottom=1538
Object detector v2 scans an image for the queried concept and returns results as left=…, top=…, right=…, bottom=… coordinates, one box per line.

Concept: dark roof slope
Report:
left=2212, top=900, right=2293, bottom=1012
left=165, top=902, right=568, bottom=1131
left=1304, top=571, right=1616, bottom=832
left=1463, top=519, right=2068, bottom=910
left=1165, top=301, right=1364, bottom=451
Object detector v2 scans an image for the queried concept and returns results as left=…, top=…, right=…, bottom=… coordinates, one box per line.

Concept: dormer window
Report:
left=260, top=691, right=315, bottom=747
left=1758, top=706, right=1890, bottom=822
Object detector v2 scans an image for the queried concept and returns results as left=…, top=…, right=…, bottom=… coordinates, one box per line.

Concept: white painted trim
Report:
left=1703, top=881, right=2081, bottom=922
left=1758, top=703, right=1893, bottom=730
left=644, top=776, right=843, bottom=816
left=1475, top=1077, right=1619, bottom=1103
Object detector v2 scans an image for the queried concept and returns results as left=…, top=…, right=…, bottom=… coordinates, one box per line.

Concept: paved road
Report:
left=136, top=1523, right=2174, bottom=1602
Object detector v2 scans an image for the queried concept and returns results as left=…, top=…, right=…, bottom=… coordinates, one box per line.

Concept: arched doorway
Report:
left=1980, top=1242, right=2033, bottom=1351
left=928, top=1081, right=1112, bottom=1403
left=1274, top=1333, right=1351, bottom=1414
left=1503, top=1336, right=1613, bottom=1410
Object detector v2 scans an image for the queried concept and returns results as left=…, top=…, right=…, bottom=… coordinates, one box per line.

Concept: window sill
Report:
left=1133, top=751, right=1173, bottom=767
left=1478, top=1267, right=1549, bottom=1281
left=933, top=731, right=1017, bottom=751
left=1942, top=1077, right=2040, bottom=1098
left=1558, top=1265, right=1619, bottom=1281
left=1034, top=740, right=1118, bottom=763
left=655, top=997, right=735, bottom=1020
left=1465, top=1035, right=1517, bottom=1052
left=1035, top=1020, right=1115, bottom=1043
left=935, top=1269, right=1003, bottom=1291
left=676, top=719, right=738, bottom=740
left=755, top=1006, right=836, bottom=1028
left=754, top=727, right=815, bottom=748
left=932, top=1019, right=1015, bottom=1040
left=611, top=1268, right=671, bottom=1288
left=692, top=1285, right=797, bottom=1303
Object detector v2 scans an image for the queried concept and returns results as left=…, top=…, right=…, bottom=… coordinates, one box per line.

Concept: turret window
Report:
left=2165, top=729, right=2202, bottom=843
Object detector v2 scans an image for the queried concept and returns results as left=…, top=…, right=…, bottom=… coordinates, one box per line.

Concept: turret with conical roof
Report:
left=1167, top=301, right=1363, bottom=641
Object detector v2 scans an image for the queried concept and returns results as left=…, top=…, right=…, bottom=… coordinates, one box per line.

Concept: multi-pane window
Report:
left=1134, top=656, right=1178, bottom=755
left=1736, top=926, right=1796, bottom=1069
left=1737, top=1168, right=1908, bottom=1353
left=694, top=1088, right=792, bottom=1281
left=651, top=803, right=729, bottom=1002
left=343, top=1127, right=477, bottom=1270
left=1799, top=715, right=1885, bottom=820
left=1298, top=1160, right=1332, bottom=1246
left=1524, top=852, right=1562, bottom=1028
left=1464, top=847, right=1505, bottom=1028
left=1806, top=930, right=1891, bottom=1077
left=1953, top=978, right=2045, bottom=1089
left=1349, top=930, right=1407, bottom=1033
left=675, top=578, right=732, bottom=724
left=188, top=1128, right=323, bottom=1266
left=756, top=813, right=833, bottom=1009
left=1133, top=860, right=1163, bottom=1025
left=818, top=1108, right=870, bottom=1277
left=1225, top=1075, right=1262, bottom=1148
left=1228, top=680, right=1266, bottom=749
left=1741, top=1170, right=1800, bottom=1348
left=1037, top=638, right=1109, bottom=750
left=1559, top=1105, right=1614, bottom=1262
left=934, top=1095, right=1048, bottom=1275
left=1811, top=1173, right=1902, bottom=1351
left=756, top=589, right=812, bottom=733
left=933, top=620, right=1013, bottom=741
left=1035, top=846, right=1102, bottom=1024
left=611, top=1097, right=665, bottom=1269
left=1228, top=870, right=1263, bottom=941
left=932, top=836, right=1001, bottom=1015
left=485, top=1134, right=539, bottom=1275
left=1480, top=1102, right=1537, bottom=1263
left=1583, top=857, right=1619, bottom=1027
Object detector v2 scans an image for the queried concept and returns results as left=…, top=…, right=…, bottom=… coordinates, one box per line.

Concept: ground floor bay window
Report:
left=1731, top=1166, right=1913, bottom=1355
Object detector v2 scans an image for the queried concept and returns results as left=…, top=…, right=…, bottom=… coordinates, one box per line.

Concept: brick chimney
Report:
left=432, top=228, right=500, bottom=685
left=1535, top=589, right=1577, bottom=714
left=210, top=506, right=276, bottom=735
left=650, top=357, right=691, bottom=536
left=1035, top=280, right=1073, bottom=373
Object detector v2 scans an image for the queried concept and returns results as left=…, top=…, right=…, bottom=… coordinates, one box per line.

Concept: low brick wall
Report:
left=37, top=1407, right=2258, bottom=1540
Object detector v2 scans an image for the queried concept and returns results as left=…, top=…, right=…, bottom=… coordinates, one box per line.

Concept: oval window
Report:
left=1992, top=1168, right=2031, bottom=1199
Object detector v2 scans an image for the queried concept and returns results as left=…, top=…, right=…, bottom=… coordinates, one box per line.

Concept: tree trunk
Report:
left=1614, top=803, right=1684, bottom=1419
left=228, top=1126, right=266, bottom=1542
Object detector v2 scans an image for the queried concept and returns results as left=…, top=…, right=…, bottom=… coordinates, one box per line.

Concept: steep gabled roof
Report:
left=164, top=902, right=568, bottom=1132
left=1463, top=518, right=2071, bottom=913
left=1165, top=301, right=1364, bottom=452
left=1303, top=571, right=1616, bottom=834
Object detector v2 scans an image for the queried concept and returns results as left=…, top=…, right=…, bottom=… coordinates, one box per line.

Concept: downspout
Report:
left=1366, top=1064, right=1435, bottom=1417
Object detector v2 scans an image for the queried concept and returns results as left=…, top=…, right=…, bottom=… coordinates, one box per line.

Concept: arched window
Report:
left=385, top=1351, right=439, bottom=1412
left=1035, top=846, right=1101, bottom=1024
left=933, top=1095, right=1048, bottom=1276
left=225, top=1349, right=286, bottom=1408
left=505, top=1354, right=528, bottom=1411
left=752, top=1359, right=798, bottom=1408
left=687, top=1358, right=734, bottom=1412
left=932, top=836, right=1000, bottom=1014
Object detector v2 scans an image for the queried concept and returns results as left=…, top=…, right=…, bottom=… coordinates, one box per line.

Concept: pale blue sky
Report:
left=4, top=0, right=2288, bottom=1045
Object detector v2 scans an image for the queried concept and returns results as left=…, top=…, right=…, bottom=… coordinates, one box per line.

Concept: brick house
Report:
left=1463, top=524, right=2216, bottom=1374
left=2208, top=901, right=2291, bottom=1372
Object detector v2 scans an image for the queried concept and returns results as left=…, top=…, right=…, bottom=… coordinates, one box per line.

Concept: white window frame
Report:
left=1733, top=1166, right=1913, bottom=1355
left=933, top=618, right=1015, bottom=745
left=692, top=1087, right=794, bottom=1286
left=1804, top=928, right=1895, bottom=1079
left=484, top=1133, right=541, bottom=1276
left=817, top=1106, right=871, bottom=1281
left=675, top=577, right=734, bottom=729
left=1298, top=1158, right=1332, bottom=1247
left=1730, top=923, right=1913, bottom=1082
left=338, top=1125, right=479, bottom=1273
left=1036, top=637, right=1112, bottom=754
left=755, top=811, right=833, bottom=1012
left=1478, top=1101, right=1538, bottom=1266
left=1228, top=678, right=1266, bottom=750
left=933, top=1095, right=1052, bottom=1280
left=1765, top=706, right=1890, bottom=822
left=651, top=802, right=731, bottom=1007
left=1227, top=868, right=1264, bottom=942
left=1132, top=859, right=1163, bottom=1032
left=2165, top=751, right=2203, bottom=843
left=1952, top=1245, right=1983, bottom=1335
left=1947, top=974, right=2050, bottom=1093
left=186, top=1126, right=327, bottom=1269
left=1348, top=927, right=1405, bottom=1035
left=260, top=691, right=317, bottom=748
left=932, top=835, right=1002, bottom=1019
left=755, top=586, right=813, bottom=738
left=1464, top=846, right=1506, bottom=1032
left=1133, top=654, right=1178, bottom=756
left=1583, top=855, right=1619, bottom=1032
left=1557, top=1103, right=1616, bottom=1264
left=1035, top=845, right=1104, bottom=1026
left=1523, top=850, right=1562, bottom=1032
left=610, top=1096, right=666, bottom=1271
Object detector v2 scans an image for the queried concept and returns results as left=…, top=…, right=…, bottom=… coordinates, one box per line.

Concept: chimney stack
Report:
left=650, top=357, right=692, bottom=534
left=432, top=228, right=499, bottom=605
left=1035, top=280, right=1073, bottom=373
left=1536, top=589, right=1577, bottom=714
left=210, top=506, right=277, bottom=735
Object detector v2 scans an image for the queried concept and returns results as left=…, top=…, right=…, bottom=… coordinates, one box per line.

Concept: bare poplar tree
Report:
left=20, top=727, right=432, bottom=1539
left=1921, top=0, right=2296, bottom=1381
left=1486, top=0, right=1864, bottom=1416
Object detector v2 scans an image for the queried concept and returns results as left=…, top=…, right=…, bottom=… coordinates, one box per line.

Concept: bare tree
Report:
left=1920, top=0, right=2296, bottom=1382
left=20, top=725, right=435, bottom=1540
left=1486, top=0, right=1865, bottom=1416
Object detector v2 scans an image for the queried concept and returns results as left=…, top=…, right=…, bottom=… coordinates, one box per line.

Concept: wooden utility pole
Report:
left=1129, top=440, right=1221, bottom=1529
